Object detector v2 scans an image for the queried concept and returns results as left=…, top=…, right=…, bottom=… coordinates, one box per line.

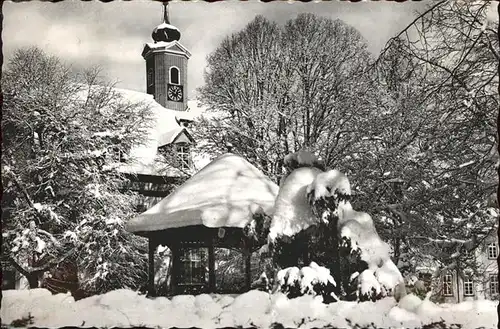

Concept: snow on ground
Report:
left=2, top=288, right=497, bottom=329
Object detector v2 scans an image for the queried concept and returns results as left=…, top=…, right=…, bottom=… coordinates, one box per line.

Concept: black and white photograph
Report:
left=1, top=0, right=499, bottom=328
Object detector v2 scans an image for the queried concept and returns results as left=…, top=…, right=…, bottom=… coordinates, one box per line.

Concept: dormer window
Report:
left=170, top=66, right=180, bottom=85
left=176, top=143, right=190, bottom=171
left=178, top=118, right=190, bottom=128
left=488, top=242, right=498, bottom=259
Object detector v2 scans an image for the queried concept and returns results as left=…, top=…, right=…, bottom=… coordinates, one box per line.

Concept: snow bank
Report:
left=1, top=289, right=496, bottom=329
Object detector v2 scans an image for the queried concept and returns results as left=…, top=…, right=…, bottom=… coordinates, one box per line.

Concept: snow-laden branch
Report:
left=410, top=235, right=476, bottom=250
left=7, top=248, right=75, bottom=277
left=38, top=229, right=61, bottom=246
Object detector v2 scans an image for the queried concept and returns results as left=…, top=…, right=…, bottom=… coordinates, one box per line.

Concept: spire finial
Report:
left=152, top=0, right=181, bottom=43
left=163, top=1, right=170, bottom=24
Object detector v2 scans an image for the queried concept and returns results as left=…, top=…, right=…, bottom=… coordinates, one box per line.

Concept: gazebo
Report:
left=125, top=153, right=279, bottom=296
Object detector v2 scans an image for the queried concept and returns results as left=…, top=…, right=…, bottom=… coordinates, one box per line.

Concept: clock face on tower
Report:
left=167, top=84, right=183, bottom=102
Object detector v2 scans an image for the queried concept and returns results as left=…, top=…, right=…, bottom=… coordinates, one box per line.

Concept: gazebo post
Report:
left=148, top=237, right=156, bottom=297
left=208, top=243, right=216, bottom=293
left=244, top=246, right=251, bottom=291
left=171, top=243, right=179, bottom=295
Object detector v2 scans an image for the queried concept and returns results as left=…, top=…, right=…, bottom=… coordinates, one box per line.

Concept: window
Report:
left=463, top=277, right=474, bottom=296
left=443, top=274, right=453, bottom=296
left=490, top=275, right=499, bottom=296
left=179, top=248, right=208, bottom=285
left=169, top=66, right=180, bottom=85
left=176, top=143, right=190, bottom=171
left=147, top=68, right=154, bottom=87
left=215, top=248, right=246, bottom=293
left=488, top=243, right=498, bottom=259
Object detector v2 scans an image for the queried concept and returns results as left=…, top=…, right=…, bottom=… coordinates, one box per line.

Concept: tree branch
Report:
left=7, top=248, right=75, bottom=277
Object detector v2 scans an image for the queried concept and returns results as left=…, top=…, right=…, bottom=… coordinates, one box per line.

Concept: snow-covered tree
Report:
left=198, top=6, right=498, bottom=289
left=358, top=0, right=499, bottom=282
left=195, top=14, right=378, bottom=183
left=245, top=151, right=405, bottom=303
left=2, top=47, right=153, bottom=294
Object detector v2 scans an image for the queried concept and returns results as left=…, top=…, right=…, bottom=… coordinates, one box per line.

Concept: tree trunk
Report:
left=27, top=273, right=40, bottom=288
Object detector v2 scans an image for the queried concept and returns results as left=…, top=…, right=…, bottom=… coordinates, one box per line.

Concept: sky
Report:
left=3, top=0, right=429, bottom=100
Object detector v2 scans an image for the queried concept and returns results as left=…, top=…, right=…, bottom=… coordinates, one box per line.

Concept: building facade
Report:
left=441, top=236, right=498, bottom=303
left=415, top=232, right=499, bottom=303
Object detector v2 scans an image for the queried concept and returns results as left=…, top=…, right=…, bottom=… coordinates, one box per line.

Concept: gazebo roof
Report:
left=125, top=153, right=279, bottom=234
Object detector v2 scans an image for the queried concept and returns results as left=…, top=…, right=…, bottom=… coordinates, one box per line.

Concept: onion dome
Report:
left=152, top=2, right=181, bottom=43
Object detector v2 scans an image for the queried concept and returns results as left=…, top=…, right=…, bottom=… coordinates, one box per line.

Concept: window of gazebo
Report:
left=215, top=248, right=246, bottom=293
left=178, top=247, right=208, bottom=287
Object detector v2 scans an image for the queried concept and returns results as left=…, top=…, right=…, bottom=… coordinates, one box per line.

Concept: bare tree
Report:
left=365, top=0, right=499, bottom=282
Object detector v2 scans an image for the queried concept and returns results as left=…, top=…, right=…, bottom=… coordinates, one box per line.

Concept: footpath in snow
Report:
left=1, top=288, right=497, bottom=328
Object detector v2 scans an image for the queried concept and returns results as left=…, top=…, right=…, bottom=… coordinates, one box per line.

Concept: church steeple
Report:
left=143, top=1, right=191, bottom=111
left=152, top=1, right=181, bottom=43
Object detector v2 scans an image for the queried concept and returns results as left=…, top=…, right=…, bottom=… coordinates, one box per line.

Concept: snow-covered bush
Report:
left=266, top=151, right=405, bottom=303
left=243, top=209, right=272, bottom=246
left=275, top=262, right=338, bottom=303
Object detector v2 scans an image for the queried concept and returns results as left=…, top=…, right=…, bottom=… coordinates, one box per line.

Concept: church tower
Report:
left=142, top=2, right=191, bottom=111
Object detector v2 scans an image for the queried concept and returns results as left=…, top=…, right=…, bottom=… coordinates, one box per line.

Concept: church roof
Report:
left=108, top=88, right=203, bottom=176
left=125, top=153, right=279, bottom=234
left=142, top=41, right=192, bottom=59
left=158, top=127, right=193, bottom=147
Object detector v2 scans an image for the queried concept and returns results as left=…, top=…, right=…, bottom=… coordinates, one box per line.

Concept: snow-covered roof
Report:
left=99, top=88, right=205, bottom=176
left=142, top=41, right=192, bottom=58
left=73, top=85, right=206, bottom=176
left=125, top=153, right=279, bottom=233
left=158, top=127, right=189, bottom=147
left=154, top=22, right=179, bottom=32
